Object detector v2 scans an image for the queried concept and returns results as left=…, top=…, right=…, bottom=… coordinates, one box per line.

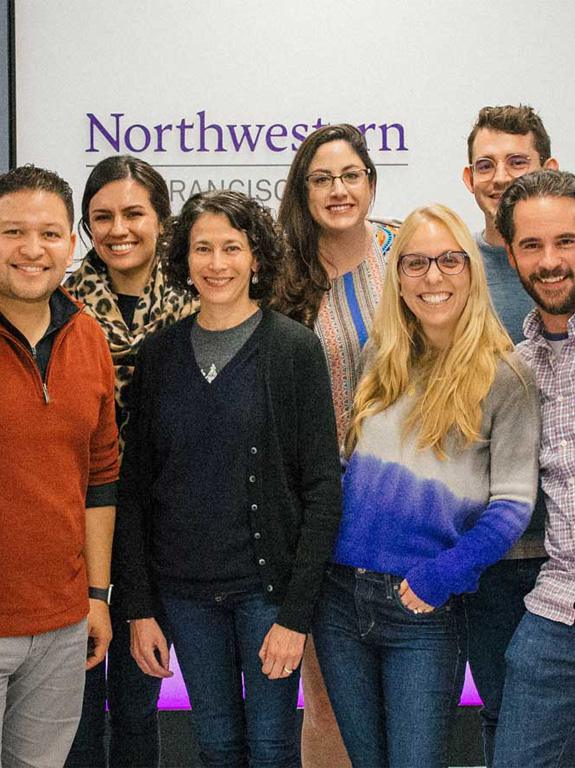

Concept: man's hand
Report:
left=399, top=579, right=436, bottom=614
left=130, top=618, right=173, bottom=679
left=258, top=623, right=306, bottom=680
left=86, top=598, right=113, bottom=670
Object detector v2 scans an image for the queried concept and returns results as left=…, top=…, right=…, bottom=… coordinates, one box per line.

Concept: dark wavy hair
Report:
left=165, top=190, right=290, bottom=305
left=271, top=124, right=377, bottom=327
left=79, top=155, right=172, bottom=272
left=496, top=169, right=575, bottom=246
left=0, top=165, right=74, bottom=227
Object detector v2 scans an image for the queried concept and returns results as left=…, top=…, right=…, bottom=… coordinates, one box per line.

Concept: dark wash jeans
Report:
left=494, top=611, right=575, bottom=768
left=313, top=566, right=465, bottom=768
left=160, top=588, right=300, bottom=768
left=65, top=610, right=169, bottom=768
left=466, top=556, right=546, bottom=767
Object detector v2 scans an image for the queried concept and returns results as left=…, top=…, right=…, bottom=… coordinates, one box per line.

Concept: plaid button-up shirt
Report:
left=517, top=310, right=575, bottom=626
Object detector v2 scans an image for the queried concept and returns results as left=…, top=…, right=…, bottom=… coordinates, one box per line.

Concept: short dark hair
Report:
left=496, top=169, right=575, bottom=246
left=275, top=124, right=377, bottom=326
left=80, top=155, right=171, bottom=241
left=0, top=165, right=74, bottom=227
left=166, top=190, right=290, bottom=304
left=467, top=105, right=552, bottom=164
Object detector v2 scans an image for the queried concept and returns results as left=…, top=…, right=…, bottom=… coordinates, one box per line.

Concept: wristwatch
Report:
left=88, top=585, right=113, bottom=605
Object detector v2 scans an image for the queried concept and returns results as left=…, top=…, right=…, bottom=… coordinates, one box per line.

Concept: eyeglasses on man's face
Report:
left=399, top=250, right=469, bottom=278
left=469, top=154, right=536, bottom=181
left=305, top=168, right=371, bottom=190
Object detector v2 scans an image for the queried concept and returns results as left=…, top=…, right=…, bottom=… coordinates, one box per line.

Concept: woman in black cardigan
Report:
left=114, top=190, right=341, bottom=767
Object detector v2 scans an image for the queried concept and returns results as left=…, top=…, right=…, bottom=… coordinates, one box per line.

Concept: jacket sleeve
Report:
left=406, top=359, right=541, bottom=607
left=87, top=323, right=119, bottom=490
left=112, top=343, right=157, bottom=619
left=276, top=330, right=343, bottom=633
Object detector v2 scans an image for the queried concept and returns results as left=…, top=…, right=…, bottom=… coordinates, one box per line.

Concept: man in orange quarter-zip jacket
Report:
left=0, top=165, right=119, bottom=768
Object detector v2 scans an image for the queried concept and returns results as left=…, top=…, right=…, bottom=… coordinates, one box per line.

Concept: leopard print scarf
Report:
left=65, top=249, right=196, bottom=439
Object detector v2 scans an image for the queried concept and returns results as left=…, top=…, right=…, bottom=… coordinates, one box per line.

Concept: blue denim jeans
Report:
left=493, top=611, right=575, bottom=768
left=313, top=566, right=465, bottom=768
left=160, top=588, right=300, bottom=768
left=65, top=610, right=168, bottom=768
left=466, top=556, right=545, bottom=767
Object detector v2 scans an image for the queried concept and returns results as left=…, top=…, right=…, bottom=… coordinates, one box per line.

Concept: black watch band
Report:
left=88, top=585, right=113, bottom=605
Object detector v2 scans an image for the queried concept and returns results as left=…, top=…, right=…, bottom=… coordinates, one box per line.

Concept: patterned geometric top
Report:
left=519, top=310, right=575, bottom=626
left=314, top=221, right=398, bottom=444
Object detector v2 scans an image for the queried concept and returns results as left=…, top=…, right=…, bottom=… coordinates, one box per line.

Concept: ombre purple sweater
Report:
left=334, top=356, right=540, bottom=607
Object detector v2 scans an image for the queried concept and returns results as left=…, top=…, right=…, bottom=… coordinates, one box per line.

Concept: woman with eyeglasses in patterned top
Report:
left=272, top=123, right=399, bottom=768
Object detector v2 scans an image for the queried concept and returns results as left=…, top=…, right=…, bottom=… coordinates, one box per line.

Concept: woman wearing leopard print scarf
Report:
left=64, top=155, right=194, bottom=768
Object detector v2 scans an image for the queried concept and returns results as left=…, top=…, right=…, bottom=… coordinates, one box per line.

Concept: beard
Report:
left=517, top=265, right=575, bottom=316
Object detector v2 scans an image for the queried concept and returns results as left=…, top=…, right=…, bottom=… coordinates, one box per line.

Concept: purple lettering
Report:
left=312, top=118, right=328, bottom=131
left=154, top=123, right=173, bottom=152
left=227, top=123, right=265, bottom=152
left=177, top=119, right=195, bottom=152
left=124, top=124, right=151, bottom=153
left=358, top=123, right=376, bottom=137
left=86, top=112, right=123, bottom=153
left=198, top=110, right=226, bottom=153
left=379, top=123, right=408, bottom=151
left=291, top=123, right=309, bottom=150
left=265, top=124, right=288, bottom=152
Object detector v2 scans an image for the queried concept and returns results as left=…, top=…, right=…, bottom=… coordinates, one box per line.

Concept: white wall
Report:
left=15, top=0, right=575, bottom=256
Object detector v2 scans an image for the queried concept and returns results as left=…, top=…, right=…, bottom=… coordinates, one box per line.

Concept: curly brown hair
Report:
left=165, top=190, right=291, bottom=306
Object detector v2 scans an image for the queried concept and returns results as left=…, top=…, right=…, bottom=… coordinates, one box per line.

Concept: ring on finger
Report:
left=283, top=666, right=293, bottom=674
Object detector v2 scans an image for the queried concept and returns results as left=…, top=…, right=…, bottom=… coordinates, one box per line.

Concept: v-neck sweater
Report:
left=160, top=311, right=262, bottom=596
left=114, top=309, right=342, bottom=633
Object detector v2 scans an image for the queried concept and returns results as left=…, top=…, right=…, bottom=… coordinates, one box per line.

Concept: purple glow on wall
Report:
left=157, top=650, right=482, bottom=710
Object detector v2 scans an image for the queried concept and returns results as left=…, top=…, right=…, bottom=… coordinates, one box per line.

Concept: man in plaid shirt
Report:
left=492, top=169, right=575, bottom=768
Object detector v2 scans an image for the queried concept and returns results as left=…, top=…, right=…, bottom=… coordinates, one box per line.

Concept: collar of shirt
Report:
left=0, top=288, right=81, bottom=379
left=0, top=287, right=80, bottom=345
left=523, top=308, right=575, bottom=349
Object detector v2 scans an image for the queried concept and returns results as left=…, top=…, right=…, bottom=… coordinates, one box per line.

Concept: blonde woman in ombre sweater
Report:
left=313, top=204, right=540, bottom=768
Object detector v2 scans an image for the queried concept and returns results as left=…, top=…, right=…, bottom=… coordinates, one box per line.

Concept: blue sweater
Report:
left=334, top=356, right=540, bottom=607
left=475, top=231, right=534, bottom=345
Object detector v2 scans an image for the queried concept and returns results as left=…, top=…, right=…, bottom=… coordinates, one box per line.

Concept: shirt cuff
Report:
left=86, top=481, right=117, bottom=508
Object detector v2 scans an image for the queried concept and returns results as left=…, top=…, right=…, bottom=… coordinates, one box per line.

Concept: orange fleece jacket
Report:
left=0, top=290, right=119, bottom=636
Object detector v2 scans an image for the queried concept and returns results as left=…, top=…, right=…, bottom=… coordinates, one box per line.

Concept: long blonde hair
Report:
left=345, top=204, right=515, bottom=458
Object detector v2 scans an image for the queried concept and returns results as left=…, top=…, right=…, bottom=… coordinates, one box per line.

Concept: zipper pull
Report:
left=42, top=382, right=50, bottom=404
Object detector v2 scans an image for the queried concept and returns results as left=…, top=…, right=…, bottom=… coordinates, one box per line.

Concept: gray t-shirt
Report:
left=191, top=310, right=262, bottom=382
left=475, top=231, right=534, bottom=345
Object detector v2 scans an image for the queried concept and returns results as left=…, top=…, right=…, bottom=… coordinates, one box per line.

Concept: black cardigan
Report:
left=113, top=309, right=342, bottom=633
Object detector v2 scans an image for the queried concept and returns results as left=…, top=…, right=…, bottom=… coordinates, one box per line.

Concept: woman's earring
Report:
left=251, top=273, right=259, bottom=285
left=186, top=276, right=193, bottom=286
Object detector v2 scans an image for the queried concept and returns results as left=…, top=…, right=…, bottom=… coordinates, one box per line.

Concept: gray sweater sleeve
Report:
left=406, top=355, right=541, bottom=605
